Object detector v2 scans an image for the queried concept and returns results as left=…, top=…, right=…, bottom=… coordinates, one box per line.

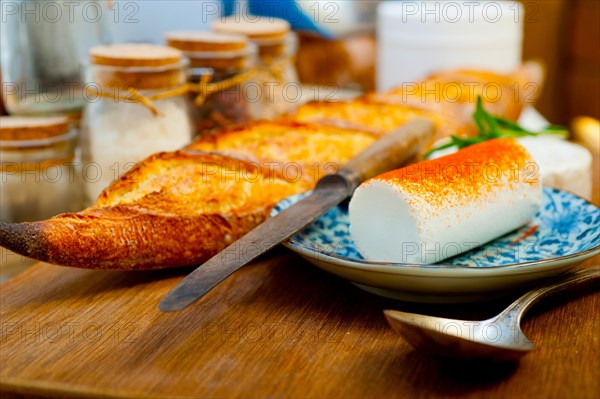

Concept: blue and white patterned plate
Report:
left=271, top=187, right=600, bottom=303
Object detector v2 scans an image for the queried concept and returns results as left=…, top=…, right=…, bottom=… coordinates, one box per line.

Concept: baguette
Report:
left=368, top=61, right=544, bottom=123
left=0, top=122, right=377, bottom=269
left=288, top=99, right=476, bottom=142
left=0, top=151, right=310, bottom=269
left=186, top=120, right=378, bottom=182
left=289, top=100, right=434, bottom=135
left=0, top=65, right=542, bottom=270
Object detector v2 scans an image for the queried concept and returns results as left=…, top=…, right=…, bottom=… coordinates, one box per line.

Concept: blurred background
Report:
left=522, top=0, right=599, bottom=123
left=0, top=0, right=598, bottom=280
left=0, top=0, right=598, bottom=123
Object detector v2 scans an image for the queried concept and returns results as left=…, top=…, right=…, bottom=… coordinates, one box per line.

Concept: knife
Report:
left=159, top=118, right=434, bottom=311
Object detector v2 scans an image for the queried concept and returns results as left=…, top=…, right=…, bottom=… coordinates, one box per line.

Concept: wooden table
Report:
left=1, top=154, right=598, bottom=399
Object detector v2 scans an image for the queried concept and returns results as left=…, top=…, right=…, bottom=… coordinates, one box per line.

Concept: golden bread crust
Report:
left=0, top=65, right=540, bottom=270
left=187, top=120, right=379, bottom=182
left=288, top=99, right=477, bottom=143
left=0, top=151, right=307, bottom=269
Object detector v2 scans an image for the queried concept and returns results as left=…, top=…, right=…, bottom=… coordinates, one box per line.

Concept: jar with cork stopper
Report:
left=166, top=31, right=258, bottom=136
left=0, top=115, right=81, bottom=223
left=80, top=44, right=193, bottom=205
left=212, top=16, right=299, bottom=120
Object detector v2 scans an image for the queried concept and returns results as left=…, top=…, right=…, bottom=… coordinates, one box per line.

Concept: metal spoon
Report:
left=384, top=267, right=599, bottom=361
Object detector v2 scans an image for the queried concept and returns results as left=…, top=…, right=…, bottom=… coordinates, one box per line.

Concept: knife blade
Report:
left=159, top=118, right=434, bottom=311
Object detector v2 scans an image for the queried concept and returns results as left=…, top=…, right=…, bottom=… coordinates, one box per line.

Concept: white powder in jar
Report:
left=82, top=97, right=192, bottom=203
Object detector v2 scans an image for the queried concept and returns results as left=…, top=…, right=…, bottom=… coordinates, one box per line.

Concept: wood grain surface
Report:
left=0, top=251, right=598, bottom=399
left=0, top=152, right=599, bottom=399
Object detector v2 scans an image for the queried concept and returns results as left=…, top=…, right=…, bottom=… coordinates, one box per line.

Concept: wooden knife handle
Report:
left=331, top=118, right=434, bottom=192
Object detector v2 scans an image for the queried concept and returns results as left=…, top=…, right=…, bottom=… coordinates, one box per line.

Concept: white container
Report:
left=377, top=1, right=524, bottom=91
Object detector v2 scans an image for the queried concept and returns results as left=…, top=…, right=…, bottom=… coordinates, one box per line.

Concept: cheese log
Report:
left=349, top=138, right=542, bottom=264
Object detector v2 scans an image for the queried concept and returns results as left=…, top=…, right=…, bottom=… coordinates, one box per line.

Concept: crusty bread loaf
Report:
left=0, top=122, right=377, bottom=269
left=368, top=61, right=544, bottom=124
left=0, top=151, right=311, bottom=269
left=0, top=65, right=541, bottom=270
left=288, top=99, right=477, bottom=142
left=187, top=120, right=378, bottom=182
left=290, top=100, right=434, bottom=134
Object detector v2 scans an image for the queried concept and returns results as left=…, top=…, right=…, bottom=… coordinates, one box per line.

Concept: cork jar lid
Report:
left=212, top=16, right=290, bottom=40
left=166, top=31, right=248, bottom=52
left=0, top=116, right=70, bottom=141
left=89, top=44, right=187, bottom=91
left=90, top=44, right=183, bottom=67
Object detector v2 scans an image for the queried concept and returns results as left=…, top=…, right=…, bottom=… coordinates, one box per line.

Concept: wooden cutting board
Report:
left=2, top=139, right=599, bottom=399
left=1, top=246, right=599, bottom=399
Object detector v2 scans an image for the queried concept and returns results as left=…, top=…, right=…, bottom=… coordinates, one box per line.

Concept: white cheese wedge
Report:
left=349, top=138, right=542, bottom=264
left=517, top=136, right=592, bottom=200
left=428, top=136, right=593, bottom=201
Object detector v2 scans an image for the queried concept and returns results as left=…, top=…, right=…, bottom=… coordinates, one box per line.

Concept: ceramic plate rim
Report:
left=282, top=240, right=599, bottom=278
left=273, top=187, right=600, bottom=276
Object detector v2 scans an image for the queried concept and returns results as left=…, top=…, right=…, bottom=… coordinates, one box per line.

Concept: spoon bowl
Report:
left=385, top=267, right=599, bottom=361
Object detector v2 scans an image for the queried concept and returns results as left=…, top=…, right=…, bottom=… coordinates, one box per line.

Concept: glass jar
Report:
left=212, top=17, right=299, bottom=119
left=0, top=115, right=81, bottom=223
left=296, top=31, right=376, bottom=92
left=0, top=0, right=112, bottom=115
left=166, top=31, right=258, bottom=136
left=80, top=44, right=193, bottom=205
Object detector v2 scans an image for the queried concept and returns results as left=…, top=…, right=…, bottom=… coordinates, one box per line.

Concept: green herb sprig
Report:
left=425, top=97, right=568, bottom=157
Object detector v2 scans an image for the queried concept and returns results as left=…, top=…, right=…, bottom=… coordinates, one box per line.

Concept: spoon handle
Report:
left=499, top=267, right=599, bottom=323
